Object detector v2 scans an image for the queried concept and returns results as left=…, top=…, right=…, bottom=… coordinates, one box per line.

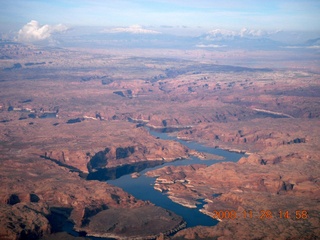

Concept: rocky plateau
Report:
left=0, top=42, right=319, bottom=239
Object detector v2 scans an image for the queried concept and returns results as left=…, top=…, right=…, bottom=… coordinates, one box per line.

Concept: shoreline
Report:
left=176, top=136, right=249, bottom=155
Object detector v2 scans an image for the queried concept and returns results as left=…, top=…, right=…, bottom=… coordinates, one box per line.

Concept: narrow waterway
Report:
left=108, top=128, right=244, bottom=228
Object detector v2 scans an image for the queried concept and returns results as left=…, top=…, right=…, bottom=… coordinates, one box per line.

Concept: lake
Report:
left=107, top=128, right=244, bottom=228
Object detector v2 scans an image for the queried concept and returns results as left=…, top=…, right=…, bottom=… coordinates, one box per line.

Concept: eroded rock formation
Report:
left=1, top=43, right=319, bottom=239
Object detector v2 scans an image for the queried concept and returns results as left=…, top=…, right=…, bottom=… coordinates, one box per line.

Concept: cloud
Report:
left=203, top=29, right=237, bottom=41
left=283, top=45, right=320, bottom=49
left=196, top=44, right=226, bottom=48
left=239, top=28, right=264, bottom=37
left=102, top=25, right=161, bottom=34
left=204, top=28, right=269, bottom=41
left=16, top=20, right=68, bottom=42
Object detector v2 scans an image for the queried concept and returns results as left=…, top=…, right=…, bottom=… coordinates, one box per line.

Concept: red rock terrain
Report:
left=147, top=119, right=320, bottom=239
left=0, top=45, right=191, bottom=239
left=0, top=43, right=319, bottom=239
left=0, top=154, right=185, bottom=239
left=0, top=118, right=188, bottom=173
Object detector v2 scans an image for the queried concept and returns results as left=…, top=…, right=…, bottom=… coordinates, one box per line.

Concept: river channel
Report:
left=63, top=128, right=244, bottom=238
left=107, top=128, right=244, bottom=228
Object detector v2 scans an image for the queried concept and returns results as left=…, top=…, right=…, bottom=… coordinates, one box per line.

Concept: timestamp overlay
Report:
left=212, top=210, right=309, bottom=220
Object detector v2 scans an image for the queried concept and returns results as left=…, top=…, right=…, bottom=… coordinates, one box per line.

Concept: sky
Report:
left=1, top=0, right=320, bottom=40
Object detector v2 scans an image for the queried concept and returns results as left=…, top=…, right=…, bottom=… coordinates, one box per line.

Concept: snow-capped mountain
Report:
left=197, top=28, right=284, bottom=50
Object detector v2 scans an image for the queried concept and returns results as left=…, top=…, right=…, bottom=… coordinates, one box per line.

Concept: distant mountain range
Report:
left=59, top=31, right=319, bottom=51
left=3, top=27, right=320, bottom=51
left=59, top=32, right=197, bottom=49
left=197, top=31, right=284, bottom=50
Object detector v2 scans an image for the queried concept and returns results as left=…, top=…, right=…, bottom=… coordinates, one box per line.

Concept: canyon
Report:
left=0, top=42, right=319, bottom=239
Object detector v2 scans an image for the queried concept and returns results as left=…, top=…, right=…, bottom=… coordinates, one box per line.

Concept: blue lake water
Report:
left=107, top=128, right=244, bottom=228
left=64, top=127, right=244, bottom=238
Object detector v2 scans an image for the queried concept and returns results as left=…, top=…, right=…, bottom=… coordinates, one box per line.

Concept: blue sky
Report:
left=1, top=0, right=320, bottom=33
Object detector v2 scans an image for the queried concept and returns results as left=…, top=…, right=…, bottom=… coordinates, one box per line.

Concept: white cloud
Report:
left=283, top=45, right=320, bottom=49
left=204, top=28, right=269, bottom=41
left=196, top=44, right=226, bottom=48
left=102, top=25, right=161, bottom=34
left=207, top=29, right=237, bottom=38
left=239, top=28, right=264, bottom=37
left=16, top=20, right=68, bottom=42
